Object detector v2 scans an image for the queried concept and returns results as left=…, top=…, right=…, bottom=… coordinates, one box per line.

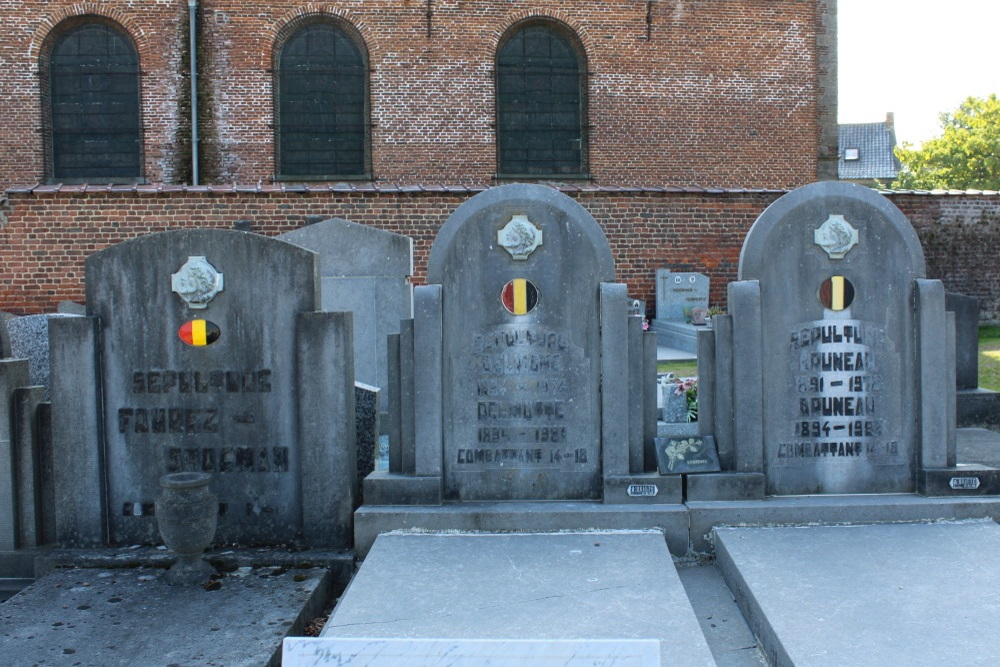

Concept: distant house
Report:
left=839, top=112, right=902, bottom=186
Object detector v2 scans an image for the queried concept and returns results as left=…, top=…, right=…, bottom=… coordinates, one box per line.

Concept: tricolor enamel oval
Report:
left=178, top=319, right=221, bottom=346
left=501, top=279, right=539, bottom=315
left=818, top=276, right=855, bottom=311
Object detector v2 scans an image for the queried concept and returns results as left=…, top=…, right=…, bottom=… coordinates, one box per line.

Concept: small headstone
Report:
left=660, top=382, right=692, bottom=423
left=655, top=270, right=709, bottom=321
left=6, top=313, right=78, bottom=399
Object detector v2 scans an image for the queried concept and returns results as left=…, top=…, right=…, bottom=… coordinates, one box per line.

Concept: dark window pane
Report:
left=277, top=23, right=367, bottom=177
left=50, top=23, right=141, bottom=179
left=497, top=25, right=585, bottom=175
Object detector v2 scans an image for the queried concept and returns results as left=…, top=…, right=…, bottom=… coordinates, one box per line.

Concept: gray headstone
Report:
left=739, top=181, right=925, bottom=494
left=278, top=218, right=413, bottom=395
left=69, top=229, right=356, bottom=547
left=7, top=313, right=78, bottom=400
left=655, top=270, right=709, bottom=321
left=947, top=292, right=979, bottom=390
left=427, top=184, right=614, bottom=501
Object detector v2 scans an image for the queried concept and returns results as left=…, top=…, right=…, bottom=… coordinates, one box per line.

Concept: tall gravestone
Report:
left=49, top=229, right=358, bottom=548
left=278, top=218, right=412, bottom=398
left=697, top=182, right=964, bottom=498
left=366, top=184, right=663, bottom=505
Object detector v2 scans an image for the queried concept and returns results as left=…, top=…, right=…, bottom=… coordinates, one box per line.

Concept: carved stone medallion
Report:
left=814, top=214, right=859, bottom=259
left=497, top=214, right=543, bottom=260
left=171, top=256, right=224, bottom=309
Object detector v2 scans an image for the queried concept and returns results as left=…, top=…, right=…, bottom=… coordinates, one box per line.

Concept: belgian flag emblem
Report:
left=501, top=279, right=539, bottom=315
left=178, top=320, right=221, bottom=346
left=818, top=276, right=855, bottom=311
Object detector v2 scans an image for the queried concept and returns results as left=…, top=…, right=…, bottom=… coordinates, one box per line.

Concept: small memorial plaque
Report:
left=627, top=484, right=658, bottom=497
left=654, top=436, right=721, bottom=475
left=950, top=476, right=981, bottom=490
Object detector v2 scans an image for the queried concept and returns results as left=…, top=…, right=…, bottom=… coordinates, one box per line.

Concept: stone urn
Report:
left=155, top=472, right=218, bottom=585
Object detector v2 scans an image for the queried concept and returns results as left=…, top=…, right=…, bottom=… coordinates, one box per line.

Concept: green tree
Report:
left=893, top=94, right=1000, bottom=190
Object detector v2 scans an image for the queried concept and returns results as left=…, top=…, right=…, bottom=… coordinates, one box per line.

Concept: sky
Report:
left=838, top=0, right=1000, bottom=147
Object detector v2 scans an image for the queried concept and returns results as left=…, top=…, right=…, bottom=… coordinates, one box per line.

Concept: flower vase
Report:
left=155, top=472, right=218, bottom=585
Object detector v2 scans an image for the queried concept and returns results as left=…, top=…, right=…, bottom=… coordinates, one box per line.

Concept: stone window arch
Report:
left=274, top=17, right=370, bottom=180
left=496, top=19, right=589, bottom=178
left=39, top=17, right=143, bottom=182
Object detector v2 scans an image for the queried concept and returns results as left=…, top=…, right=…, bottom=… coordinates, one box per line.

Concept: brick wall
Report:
left=3, top=187, right=998, bottom=321
left=1, top=0, right=831, bottom=190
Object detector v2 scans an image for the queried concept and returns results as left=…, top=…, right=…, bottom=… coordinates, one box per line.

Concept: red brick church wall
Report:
left=0, top=0, right=832, bottom=190
left=2, top=188, right=997, bottom=321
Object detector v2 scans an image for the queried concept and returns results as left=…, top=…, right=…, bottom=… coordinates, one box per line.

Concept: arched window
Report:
left=275, top=21, right=369, bottom=179
left=496, top=21, right=588, bottom=178
left=43, top=19, right=142, bottom=182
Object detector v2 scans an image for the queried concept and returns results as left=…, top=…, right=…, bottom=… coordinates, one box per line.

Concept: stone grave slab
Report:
left=320, top=532, right=715, bottom=666
left=715, top=520, right=1000, bottom=667
left=279, top=218, right=412, bottom=395
left=0, top=566, right=329, bottom=666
